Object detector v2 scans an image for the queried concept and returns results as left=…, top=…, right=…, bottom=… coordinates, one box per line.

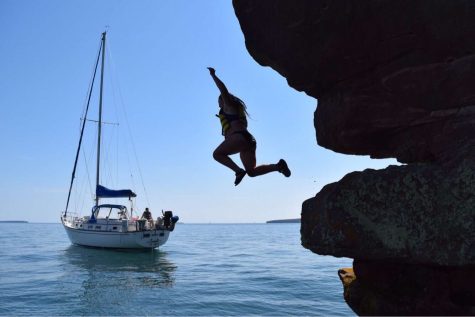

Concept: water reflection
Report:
left=65, top=245, right=176, bottom=285
left=63, top=246, right=177, bottom=315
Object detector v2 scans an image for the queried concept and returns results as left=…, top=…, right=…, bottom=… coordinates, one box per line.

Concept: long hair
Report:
left=228, top=93, right=250, bottom=117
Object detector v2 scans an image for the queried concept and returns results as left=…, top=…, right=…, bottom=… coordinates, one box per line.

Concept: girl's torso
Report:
left=220, top=104, right=247, bottom=136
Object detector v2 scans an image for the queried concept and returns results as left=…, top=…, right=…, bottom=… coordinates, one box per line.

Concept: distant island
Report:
left=266, top=218, right=300, bottom=223
left=0, top=220, right=28, bottom=223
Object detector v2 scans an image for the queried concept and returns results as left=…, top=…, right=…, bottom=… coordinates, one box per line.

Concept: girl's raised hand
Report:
left=207, top=67, right=216, bottom=75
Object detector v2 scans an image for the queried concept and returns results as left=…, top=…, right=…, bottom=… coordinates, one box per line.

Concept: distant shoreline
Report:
left=0, top=220, right=28, bottom=223
left=266, top=218, right=300, bottom=224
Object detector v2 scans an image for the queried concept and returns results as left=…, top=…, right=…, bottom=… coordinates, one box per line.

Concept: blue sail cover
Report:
left=96, top=185, right=137, bottom=198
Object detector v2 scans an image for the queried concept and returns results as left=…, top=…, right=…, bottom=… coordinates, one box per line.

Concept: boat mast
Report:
left=63, top=36, right=103, bottom=217
left=96, top=31, right=106, bottom=207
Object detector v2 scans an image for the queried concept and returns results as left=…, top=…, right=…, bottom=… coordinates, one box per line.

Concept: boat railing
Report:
left=61, top=212, right=79, bottom=226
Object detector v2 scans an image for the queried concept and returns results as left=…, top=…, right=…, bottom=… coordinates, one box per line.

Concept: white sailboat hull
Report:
left=63, top=224, right=170, bottom=249
left=61, top=216, right=172, bottom=249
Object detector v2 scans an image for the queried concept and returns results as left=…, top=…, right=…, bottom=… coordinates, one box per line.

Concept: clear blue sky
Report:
left=0, top=0, right=397, bottom=223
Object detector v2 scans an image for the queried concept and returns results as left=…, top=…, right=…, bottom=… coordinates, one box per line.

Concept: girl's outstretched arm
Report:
left=208, top=67, right=231, bottom=102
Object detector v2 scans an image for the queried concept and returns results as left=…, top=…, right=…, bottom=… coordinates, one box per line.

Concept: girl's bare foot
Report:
left=235, top=169, right=246, bottom=186
left=277, top=159, right=291, bottom=177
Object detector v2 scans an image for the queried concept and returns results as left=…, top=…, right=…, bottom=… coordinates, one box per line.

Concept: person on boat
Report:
left=207, top=67, right=291, bottom=186
left=141, top=208, right=154, bottom=227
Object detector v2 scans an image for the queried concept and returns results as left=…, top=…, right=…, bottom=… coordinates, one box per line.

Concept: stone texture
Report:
left=301, top=155, right=475, bottom=266
left=233, top=0, right=475, bottom=164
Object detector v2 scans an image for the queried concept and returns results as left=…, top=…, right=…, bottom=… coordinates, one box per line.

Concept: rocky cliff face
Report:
left=233, top=0, right=475, bottom=315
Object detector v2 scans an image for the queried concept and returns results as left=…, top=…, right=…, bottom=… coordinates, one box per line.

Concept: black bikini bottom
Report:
left=232, top=130, right=257, bottom=150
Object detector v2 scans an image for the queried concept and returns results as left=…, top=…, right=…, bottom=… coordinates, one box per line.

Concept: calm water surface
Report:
left=0, top=223, right=354, bottom=316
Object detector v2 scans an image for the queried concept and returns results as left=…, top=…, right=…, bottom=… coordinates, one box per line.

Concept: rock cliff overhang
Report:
left=233, top=0, right=475, bottom=164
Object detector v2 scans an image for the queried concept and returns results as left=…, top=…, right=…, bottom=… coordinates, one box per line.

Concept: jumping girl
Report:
left=208, top=67, right=291, bottom=186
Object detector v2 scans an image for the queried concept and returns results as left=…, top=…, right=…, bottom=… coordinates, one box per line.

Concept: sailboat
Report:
left=61, top=32, right=178, bottom=249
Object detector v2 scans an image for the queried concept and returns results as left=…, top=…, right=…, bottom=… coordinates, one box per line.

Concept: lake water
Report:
left=0, top=223, right=354, bottom=316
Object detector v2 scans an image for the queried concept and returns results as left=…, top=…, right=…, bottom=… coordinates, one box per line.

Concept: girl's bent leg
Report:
left=213, top=138, right=245, bottom=174
left=214, top=145, right=247, bottom=186
left=240, top=150, right=279, bottom=177
left=249, top=164, right=279, bottom=177
left=213, top=149, right=242, bottom=173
